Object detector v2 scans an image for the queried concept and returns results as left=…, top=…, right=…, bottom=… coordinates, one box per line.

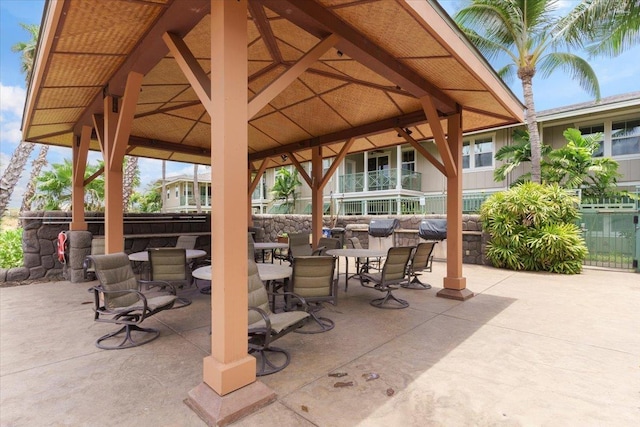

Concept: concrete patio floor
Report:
left=1, top=261, right=638, bottom=426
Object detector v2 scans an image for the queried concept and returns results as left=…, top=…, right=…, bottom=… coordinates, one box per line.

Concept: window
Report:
left=579, top=124, right=604, bottom=157
left=463, top=135, right=494, bottom=170
left=402, top=150, right=415, bottom=171
left=577, top=118, right=640, bottom=158
left=367, top=153, right=389, bottom=171
left=166, top=189, right=170, bottom=199
left=612, top=119, right=640, bottom=156
left=175, top=187, right=178, bottom=198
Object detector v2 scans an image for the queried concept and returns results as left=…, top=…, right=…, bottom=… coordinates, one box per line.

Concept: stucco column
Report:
left=437, top=112, right=473, bottom=300
left=203, top=0, right=256, bottom=395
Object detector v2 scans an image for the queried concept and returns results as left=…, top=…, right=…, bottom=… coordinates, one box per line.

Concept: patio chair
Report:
left=402, top=241, right=437, bottom=290
left=247, top=259, right=310, bottom=375
left=288, top=256, right=337, bottom=334
left=83, top=236, right=105, bottom=280
left=248, top=226, right=266, bottom=243
left=359, top=246, right=413, bottom=309
left=316, top=237, right=341, bottom=255
left=142, top=248, right=192, bottom=309
left=87, top=252, right=177, bottom=350
left=175, top=235, right=198, bottom=250
left=286, top=232, right=312, bottom=262
left=248, top=232, right=257, bottom=261
left=347, top=236, right=380, bottom=274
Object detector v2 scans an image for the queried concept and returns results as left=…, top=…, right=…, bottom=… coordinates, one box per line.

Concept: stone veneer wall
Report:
left=251, top=214, right=488, bottom=265
left=3, top=211, right=486, bottom=284
left=1, top=211, right=211, bottom=283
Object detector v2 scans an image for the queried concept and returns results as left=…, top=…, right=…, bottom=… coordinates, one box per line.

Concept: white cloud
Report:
left=0, top=83, right=26, bottom=117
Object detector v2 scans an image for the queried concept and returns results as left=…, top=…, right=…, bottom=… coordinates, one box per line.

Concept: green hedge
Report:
left=0, top=228, right=23, bottom=269
left=479, top=182, right=588, bottom=274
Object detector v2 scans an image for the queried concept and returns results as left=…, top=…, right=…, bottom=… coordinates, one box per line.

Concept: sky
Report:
left=1, top=0, right=640, bottom=208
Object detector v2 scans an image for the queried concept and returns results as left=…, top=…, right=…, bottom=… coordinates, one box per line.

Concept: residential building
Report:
left=162, top=92, right=639, bottom=214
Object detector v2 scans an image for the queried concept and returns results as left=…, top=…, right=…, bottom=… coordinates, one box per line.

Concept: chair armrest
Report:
left=89, top=285, right=151, bottom=320
left=138, top=279, right=178, bottom=295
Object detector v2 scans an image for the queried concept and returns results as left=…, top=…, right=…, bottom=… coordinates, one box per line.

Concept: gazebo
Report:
left=21, top=0, right=523, bottom=423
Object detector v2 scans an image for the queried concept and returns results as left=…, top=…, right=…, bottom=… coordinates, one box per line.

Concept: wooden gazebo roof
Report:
left=22, top=0, right=523, bottom=170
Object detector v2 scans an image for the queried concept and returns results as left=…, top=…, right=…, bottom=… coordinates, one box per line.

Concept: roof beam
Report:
left=395, top=127, right=446, bottom=176
left=128, top=136, right=211, bottom=157
left=162, top=31, right=213, bottom=117
left=421, top=95, right=456, bottom=177
left=288, top=152, right=312, bottom=187
left=248, top=0, right=283, bottom=63
left=318, top=137, right=354, bottom=190
left=261, top=0, right=457, bottom=114
left=248, top=33, right=340, bottom=119
left=73, top=0, right=210, bottom=134
left=249, top=109, right=430, bottom=161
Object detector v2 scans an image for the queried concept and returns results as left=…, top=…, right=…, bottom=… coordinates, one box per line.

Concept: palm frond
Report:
left=537, top=52, right=601, bottom=99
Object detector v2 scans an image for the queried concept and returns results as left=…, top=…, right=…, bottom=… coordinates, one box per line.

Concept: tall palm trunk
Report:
left=519, top=72, right=542, bottom=184
left=122, top=156, right=138, bottom=211
left=0, top=141, right=35, bottom=217
left=20, top=144, right=49, bottom=213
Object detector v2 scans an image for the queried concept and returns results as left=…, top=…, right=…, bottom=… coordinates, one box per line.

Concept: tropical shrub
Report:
left=480, top=182, right=588, bottom=274
left=0, top=228, right=24, bottom=269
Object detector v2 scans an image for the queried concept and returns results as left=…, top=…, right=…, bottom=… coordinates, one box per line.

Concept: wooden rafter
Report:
left=248, top=158, right=269, bottom=196
left=248, top=0, right=283, bottom=63
left=318, top=137, right=354, bottom=190
left=248, top=33, right=339, bottom=119
left=420, top=95, right=456, bottom=177
left=395, top=127, right=446, bottom=176
left=261, top=0, right=457, bottom=114
left=288, top=152, right=312, bottom=187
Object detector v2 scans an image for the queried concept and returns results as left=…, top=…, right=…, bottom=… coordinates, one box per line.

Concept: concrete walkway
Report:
left=1, top=262, right=638, bottom=426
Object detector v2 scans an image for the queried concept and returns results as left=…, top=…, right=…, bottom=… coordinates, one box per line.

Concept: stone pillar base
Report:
left=436, top=288, right=474, bottom=300
left=185, top=381, right=276, bottom=426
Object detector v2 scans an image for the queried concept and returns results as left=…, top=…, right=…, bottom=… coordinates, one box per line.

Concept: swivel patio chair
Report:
left=247, top=259, right=310, bottom=375
left=175, top=235, right=198, bottom=250
left=347, top=236, right=380, bottom=274
left=403, top=241, right=437, bottom=290
left=359, top=246, right=413, bottom=309
left=87, top=252, right=177, bottom=350
left=288, top=256, right=337, bottom=334
left=286, top=232, right=312, bottom=262
left=316, top=237, right=341, bottom=255
left=83, top=236, right=105, bottom=280
left=143, top=248, right=192, bottom=309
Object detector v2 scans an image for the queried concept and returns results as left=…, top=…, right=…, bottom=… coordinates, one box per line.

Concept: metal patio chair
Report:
left=359, top=246, right=413, bottom=309
left=247, top=259, right=310, bottom=375
left=403, top=241, right=437, bottom=290
left=87, top=252, right=177, bottom=350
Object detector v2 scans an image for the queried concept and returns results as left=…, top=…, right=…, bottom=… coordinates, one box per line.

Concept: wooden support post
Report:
left=437, top=111, right=473, bottom=301
left=70, top=125, right=91, bottom=231
left=310, top=146, right=323, bottom=248
left=203, top=0, right=256, bottom=397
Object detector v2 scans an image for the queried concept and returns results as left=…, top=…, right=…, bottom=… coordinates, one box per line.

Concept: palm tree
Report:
left=271, top=168, right=301, bottom=214
left=494, top=129, right=551, bottom=184
left=122, top=156, right=140, bottom=211
left=543, top=128, right=621, bottom=199
left=455, top=0, right=600, bottom=183
left=0, top=23, right=41, bottom=217
left=31, top=159, right=105, bottom=211
left=560, top=0, right=640, bottom=57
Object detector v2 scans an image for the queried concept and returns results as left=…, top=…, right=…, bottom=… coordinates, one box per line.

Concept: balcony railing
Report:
left=179, top=195, right=210, bottom=206
left=339, top=169, right=421, bottom=193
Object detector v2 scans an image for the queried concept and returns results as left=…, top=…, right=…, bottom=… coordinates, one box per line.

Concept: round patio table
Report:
left=193, top=264, right=291, bottom=309
left=326, top=248, right=387, bottom=291
left=254, top=242, right=289, bottom=263
left=128, top=249, right=207, bottom=262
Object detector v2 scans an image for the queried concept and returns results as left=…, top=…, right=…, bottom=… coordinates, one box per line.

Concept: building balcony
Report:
left=339, top=168, right=422, bottom=193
